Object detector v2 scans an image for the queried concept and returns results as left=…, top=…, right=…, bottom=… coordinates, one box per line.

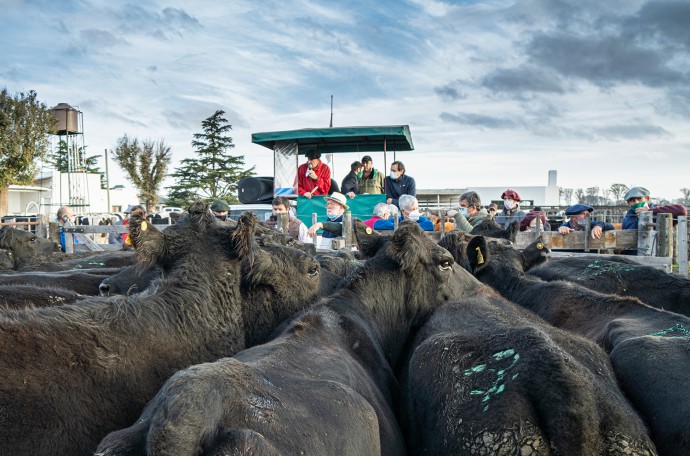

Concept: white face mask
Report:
left=407, top=209, right=421, bottom=221
left=390, top=171, right=398, bottom=180
left=504, top=200, right=516, bottom=210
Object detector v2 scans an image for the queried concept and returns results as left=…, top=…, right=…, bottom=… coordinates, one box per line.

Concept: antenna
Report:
left=329, top=95, right=333, bottom=128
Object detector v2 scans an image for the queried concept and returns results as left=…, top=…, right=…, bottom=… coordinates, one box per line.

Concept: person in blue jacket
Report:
left=558, top=204, right=614, bottom=239
left=375, top=194, right=434, bottom=231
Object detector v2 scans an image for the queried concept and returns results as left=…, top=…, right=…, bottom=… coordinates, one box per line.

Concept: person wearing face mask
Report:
left=446, top=191, right=490, bottom=232
left=267, top=196, right=312, bottom=243
left=558, top=204, right=614, bottom=239
left=621, top=186, right=687, bottom=230
left=375, top=195, right=433, bottom=231
left=520, top=206, right=550, bottom=232
left=307, top=192, right=349, bottom=238
left=210, top=199, right=231, bottom=222
left=495, top=189, right=526, bottom=229
left=385, top=161, right=416, bottom=208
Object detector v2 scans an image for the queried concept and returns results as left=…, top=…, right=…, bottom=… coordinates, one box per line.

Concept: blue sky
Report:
left=2, top=0, right=689, bottom=202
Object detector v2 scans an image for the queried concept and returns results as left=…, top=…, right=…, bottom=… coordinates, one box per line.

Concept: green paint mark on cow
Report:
left=652, top=324, right=690, bottom=338
left=464, top=349, right=520, bottom=412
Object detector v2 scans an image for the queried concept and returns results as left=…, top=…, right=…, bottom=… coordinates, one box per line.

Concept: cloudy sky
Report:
left=2, top=0, right=689, bottom=202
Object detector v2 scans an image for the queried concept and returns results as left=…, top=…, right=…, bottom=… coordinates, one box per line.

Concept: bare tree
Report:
left=609, top=184, right=629, bottom=205
left=559, top=188, right=573, bottom=206
left=574, top=188, right=586, bottom=204
left=111, top=135, right=172, bottom=212
left=680, top=188, right=690, bottom=206
left=585, top=187, right=600, bottom=205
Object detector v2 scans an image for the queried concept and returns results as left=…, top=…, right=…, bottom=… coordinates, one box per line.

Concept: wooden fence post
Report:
left=678, top=216, right=688, bottom=276
left=656, top=213, right=673, bottom=258
left=312, top=213, right=318, bottom=248
left=393, top=214, right=399, bottom=231
left=343, top=211, right=352, bottom=247
left=637, top=211, right=653, bottom=256
left=277, top=212, right=289, bottom=235
left=583, top=212, right=591, bottom=253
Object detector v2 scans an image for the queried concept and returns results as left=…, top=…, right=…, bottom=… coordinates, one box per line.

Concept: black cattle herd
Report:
left=0, top=208, right=688, bottom=455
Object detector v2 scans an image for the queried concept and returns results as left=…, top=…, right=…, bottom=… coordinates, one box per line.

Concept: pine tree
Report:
left=166, top=110, right=255, bottom=206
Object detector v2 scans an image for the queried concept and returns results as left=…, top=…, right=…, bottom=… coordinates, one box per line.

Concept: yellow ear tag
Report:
left=537, top=242, right=544, bottom=250
left=124, top=236, right=133, bottom=247
left=140, top=221, right=148, bottom=231
left=475, top=246, right=485, bottom=265
left=365, top=227, right=373, bottom=234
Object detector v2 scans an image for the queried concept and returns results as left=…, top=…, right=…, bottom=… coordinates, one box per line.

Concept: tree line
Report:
left=560, top=185, right=690, bottom=207
left=0, top=87, right=254, bottom=216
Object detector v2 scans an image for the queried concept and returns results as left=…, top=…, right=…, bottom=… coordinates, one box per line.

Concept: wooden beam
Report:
left=515, top=230, right=639, bottom=250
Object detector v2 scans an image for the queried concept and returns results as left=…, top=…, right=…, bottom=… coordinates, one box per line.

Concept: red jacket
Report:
left=297, top=161, right=331, bottom=196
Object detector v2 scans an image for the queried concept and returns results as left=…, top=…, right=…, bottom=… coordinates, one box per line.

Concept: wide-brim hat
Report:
left=324, top=192, right=349, bottom=210
left=623, top=186, right=650, bottom=201
left=501, top=189, right=521, bottom=202
left=565, top=204, right=594, bottom=216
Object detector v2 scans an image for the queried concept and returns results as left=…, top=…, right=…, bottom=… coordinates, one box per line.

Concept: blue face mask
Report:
left=458, top=207, right=469, bottom=217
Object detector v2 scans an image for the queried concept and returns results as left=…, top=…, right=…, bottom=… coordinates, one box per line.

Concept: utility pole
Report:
left=329, top=95, right=333, bottom=128
left=104, top=148, right=111, bottom=212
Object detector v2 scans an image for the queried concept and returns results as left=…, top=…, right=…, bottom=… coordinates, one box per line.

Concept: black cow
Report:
left=469, top=238, right=690, bottom=456
left=0, top=284, right=81, bottom=308
left=0, top=203, right=330, bottom=456
left=96, top=220, right=475, bottom=455
left=99, top=265, right=162, bottom=296
left=18, top=250, right=137, bottom=272
left=0, top=249, right=14, bottom=270
left=400, top=238, right=656, bottom=454
left=529, top=256, right=690, bottom=317
left=470, top=219, right=520, bottom=242
left=0, top=226, right=60, bottom=268
left=0, top=268, right=123, bottom=295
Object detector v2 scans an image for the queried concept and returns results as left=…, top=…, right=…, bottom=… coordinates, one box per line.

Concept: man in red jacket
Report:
left=297, top=150, right=331, bottom=198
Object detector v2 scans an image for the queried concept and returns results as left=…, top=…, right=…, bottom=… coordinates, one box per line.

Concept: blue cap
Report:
left=565, top=204, right=593, bottom=216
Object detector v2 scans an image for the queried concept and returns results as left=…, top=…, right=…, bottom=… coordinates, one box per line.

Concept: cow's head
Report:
left=468, top=237, right=550, bottom=276
left=127, top=201, right=257, bottom=272
left=470, top=219, right=519, bottom=243
left=0, top=227, right=60, bottom=265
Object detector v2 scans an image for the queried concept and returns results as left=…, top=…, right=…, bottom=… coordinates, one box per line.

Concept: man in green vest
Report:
left=357, top=155, right=385, bottom=194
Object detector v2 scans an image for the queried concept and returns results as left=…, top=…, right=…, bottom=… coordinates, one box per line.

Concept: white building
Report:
left=7, top=171, right=138, bottom=217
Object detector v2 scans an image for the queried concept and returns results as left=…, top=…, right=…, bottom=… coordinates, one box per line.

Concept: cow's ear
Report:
left=0, top=227, right=14, bottom=249
left=231, top=212, right=258, bottom=266
left=354, top=218, right=386, bottom=259
left=467, top=236, right=489, bottom=274
left=521, top=237, right=549, bottom=271
left=388, top=221, right=425, bottom=270
left=128, top=213, right=166, bottom=268
left=508, top=220, right=520, bottom=243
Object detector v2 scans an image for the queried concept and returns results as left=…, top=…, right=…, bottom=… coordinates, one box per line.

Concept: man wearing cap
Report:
left=297, top=150, right=331, bottom=199
left=307, top=192, right=348, bottom=238
left=558, top=204, right=614, bottom=239
left=357, top=155, right=385, bottom=195
left=341, top=161, right=362, bottom=199
left=210, top=199, right=231, bottom=222
left=495, top=189, right=526, bottom=229
left=622, top=186, right=687, bottom=230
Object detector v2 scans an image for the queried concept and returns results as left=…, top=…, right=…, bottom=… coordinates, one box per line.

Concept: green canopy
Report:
left=251, top=125, right=414, bottom=154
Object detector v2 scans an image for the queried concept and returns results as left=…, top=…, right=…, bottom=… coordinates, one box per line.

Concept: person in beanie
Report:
left=622, top=186, right=687, bottom=230
left=558, top=204, right=614, bottom=239
left=210, top=200, right=230, bottom=221
left=357, top=155, right=385, bottom=194
left=307, top=192, right=348, bottom=238
left=495, top=189, right=526, bottom=229
left=297, top=150, right=331, bottom=198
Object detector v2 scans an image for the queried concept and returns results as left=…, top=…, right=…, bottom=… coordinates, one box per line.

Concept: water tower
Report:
left=51, top=103, right=90, bottom=213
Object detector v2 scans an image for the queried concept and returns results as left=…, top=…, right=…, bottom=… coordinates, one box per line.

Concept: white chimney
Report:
left=548, top=170, right=557, bottom=186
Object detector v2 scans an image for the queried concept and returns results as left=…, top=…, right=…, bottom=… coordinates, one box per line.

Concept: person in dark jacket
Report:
left=621, top=186, right=687, bottom=230
left=495, top=189, right=526, bottom=229
left=341, top=161, right=362, bottom=199
left=385, top=161, right=416, bottom=208
left=558, top=204, right=614, bottom=239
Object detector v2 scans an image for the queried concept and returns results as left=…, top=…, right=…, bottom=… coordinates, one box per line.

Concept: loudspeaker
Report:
left=238, top=177, right=274, bottom=204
